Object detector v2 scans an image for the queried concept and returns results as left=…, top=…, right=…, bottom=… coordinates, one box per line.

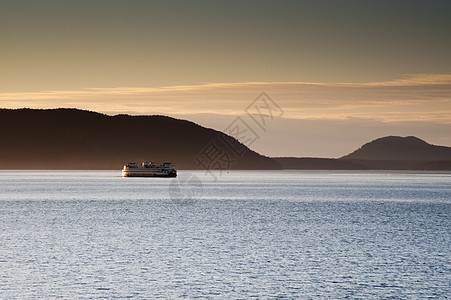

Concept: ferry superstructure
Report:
left=121, top=162, right=177, bottom=177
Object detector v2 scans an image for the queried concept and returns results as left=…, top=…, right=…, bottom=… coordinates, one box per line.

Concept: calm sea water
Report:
left=0, top=170, right=450, bottom=299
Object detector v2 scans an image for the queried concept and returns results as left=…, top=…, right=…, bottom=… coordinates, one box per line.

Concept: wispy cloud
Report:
left=1, top=74, right=450, bottom=122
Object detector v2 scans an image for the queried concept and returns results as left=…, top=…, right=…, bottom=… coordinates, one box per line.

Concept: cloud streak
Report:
left=1, top=74, right=450, bottom=123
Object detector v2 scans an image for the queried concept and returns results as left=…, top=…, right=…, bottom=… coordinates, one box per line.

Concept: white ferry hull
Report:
left=121, top=162, right=177, bottom=178
left=121, top=170, right=176, bottom=177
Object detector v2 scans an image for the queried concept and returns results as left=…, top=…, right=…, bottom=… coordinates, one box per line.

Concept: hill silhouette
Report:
left=1, top=110, right=450, bottom=171
left=0, top=108, right=280, bottom=170
left=273, top=136, right=451, bottom=170
left=341, top=136, right=451, bottom=161
left=340, top=136, right=451, bottom=170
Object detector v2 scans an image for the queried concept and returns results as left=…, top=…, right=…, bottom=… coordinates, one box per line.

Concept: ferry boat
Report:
left=122, top=162, right=177, bottom=177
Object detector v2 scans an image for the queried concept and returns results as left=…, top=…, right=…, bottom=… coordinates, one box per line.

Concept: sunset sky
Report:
left=1, top=0, right=450, bottom=157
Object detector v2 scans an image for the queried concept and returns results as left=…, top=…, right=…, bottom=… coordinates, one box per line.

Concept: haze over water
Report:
left=0, top=170, right=450, bottom=298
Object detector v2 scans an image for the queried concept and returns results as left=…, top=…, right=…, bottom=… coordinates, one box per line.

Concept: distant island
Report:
left=275, top=136, right=451, bottom=171
left=0, top=108, right=278, bottom=170
left=1, top=108, right=450, bottom=170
